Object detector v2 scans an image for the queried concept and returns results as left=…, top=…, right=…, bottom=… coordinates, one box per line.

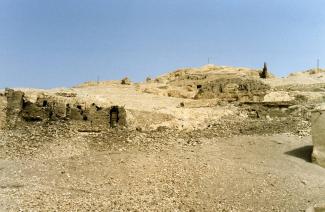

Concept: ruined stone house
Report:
left=1, top=89, right=127, bottom=131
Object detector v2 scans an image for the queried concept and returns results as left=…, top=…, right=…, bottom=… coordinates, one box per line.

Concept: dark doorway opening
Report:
left=43, top=100, right=48, bottom=107
left=110, top=106, right=119, bottom=128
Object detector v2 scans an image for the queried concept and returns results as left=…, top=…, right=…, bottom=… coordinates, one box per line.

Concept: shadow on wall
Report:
left=285, top=145, right=313, bottom=162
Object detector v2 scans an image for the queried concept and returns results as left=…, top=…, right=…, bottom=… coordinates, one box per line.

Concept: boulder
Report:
left=121, top=77, right=132, bottom=85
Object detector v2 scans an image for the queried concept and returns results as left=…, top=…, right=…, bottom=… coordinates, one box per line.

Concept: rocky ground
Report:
left=0, top=119, right=324, bottom=211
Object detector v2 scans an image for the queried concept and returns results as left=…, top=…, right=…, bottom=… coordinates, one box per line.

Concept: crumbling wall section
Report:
left=69, top=104, right=111, bottom=130
left=311, top=109, right=325, bottom=168
left=36, top=95, right=68, bottom=119
left=0, top=92, right=7, bottom=129
left=68, top=104, right=127, bottom=131
left=5, top=89, right=24, bottom=129
left=195, top=78, right=270, bottom=102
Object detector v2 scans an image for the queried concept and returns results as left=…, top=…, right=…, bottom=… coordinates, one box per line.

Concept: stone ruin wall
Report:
left=0, top=92, right=6, bottom=129
left=191, top=77, right=311, bottom=120
left=311, top=109, right=325, bottom=168
left=3, top=89, right=127, bottom=131
left=194, top=78, right=271, bottom=102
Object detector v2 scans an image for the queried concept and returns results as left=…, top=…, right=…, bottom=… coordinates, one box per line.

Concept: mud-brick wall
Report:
left=311, top=109, right=325, bottom=168
left=68, top=104, right=111, bottom=130
left=70, top=104, right=127, bottom=131
left=0, top=93, right=7, bottom=129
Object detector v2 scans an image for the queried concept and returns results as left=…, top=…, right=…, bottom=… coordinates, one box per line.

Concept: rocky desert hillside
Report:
left=0, top=65, right=325, bottom=211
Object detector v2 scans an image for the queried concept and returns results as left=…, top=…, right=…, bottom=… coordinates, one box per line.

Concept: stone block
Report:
left=311, top=109, right=325, bottom=168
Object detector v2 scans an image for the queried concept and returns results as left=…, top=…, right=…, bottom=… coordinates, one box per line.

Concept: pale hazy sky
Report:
left=1, top=0, right=324, bottom=88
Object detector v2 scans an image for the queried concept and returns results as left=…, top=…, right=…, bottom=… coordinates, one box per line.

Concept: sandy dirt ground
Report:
left=0, top=130, right=324, bottom=211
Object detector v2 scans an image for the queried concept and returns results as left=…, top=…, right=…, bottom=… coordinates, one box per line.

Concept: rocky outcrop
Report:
left=194, top=77, right=270, bottom=102
left=311, top=109, right=325, bottom=168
